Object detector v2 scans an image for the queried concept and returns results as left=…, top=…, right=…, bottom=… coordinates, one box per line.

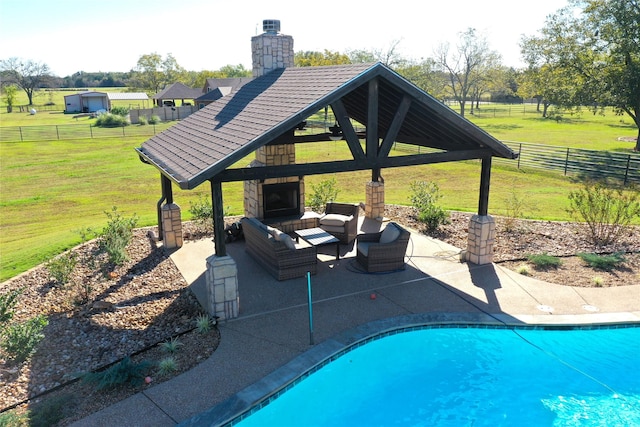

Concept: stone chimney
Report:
left=245, top=20, right=305, bottom=223
left=251, top=19, right=294, bottom=77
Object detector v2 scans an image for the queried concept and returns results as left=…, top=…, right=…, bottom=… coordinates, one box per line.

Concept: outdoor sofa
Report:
left=356, top=222, right=410, bottom=273
left=241, top=217, right=317, bottom=281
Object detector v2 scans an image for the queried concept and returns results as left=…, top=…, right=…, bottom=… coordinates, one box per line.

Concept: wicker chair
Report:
left=356, top=222, right=410, bottom=273
left=318, top=202, right=360, bottom=244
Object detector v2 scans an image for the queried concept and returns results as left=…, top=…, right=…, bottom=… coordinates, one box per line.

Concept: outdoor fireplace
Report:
left=263, top=182, right=300, bottom=218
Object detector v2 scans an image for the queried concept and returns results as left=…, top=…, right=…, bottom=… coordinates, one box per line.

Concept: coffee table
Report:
left=294, top=227, right=340, bottom=260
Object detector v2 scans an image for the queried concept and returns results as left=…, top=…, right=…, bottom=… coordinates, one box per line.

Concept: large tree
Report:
left=396, top=58, right=449, bottom=101
left=521, top=0, right=640, bottom=150
left=434, top=28, right=501, bottom=117
left=0, top=58, right=51, bottom=105
left=295, top=50, right=351, bottom=67
left=131, top=52, right=186, bottom=93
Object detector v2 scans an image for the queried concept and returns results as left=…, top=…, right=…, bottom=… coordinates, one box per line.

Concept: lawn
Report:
left=0, top=96, right=638, bottom=281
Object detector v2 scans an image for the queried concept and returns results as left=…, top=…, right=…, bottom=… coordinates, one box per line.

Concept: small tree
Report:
left=308, top=178, right=339, bottom=213
left=409, top=181, right=449, bottom=232
left=3, top=84, right=17, bottom=112
left=567, top=182, right=640, bottom=247
left=100, top=207, right=138, bottom=265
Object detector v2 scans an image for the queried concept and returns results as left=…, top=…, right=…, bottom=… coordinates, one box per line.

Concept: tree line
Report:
left=1, top=0, right=637, bottom=150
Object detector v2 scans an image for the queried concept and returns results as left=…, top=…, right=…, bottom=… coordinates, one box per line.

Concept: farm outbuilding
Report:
left=64, top=91, right=109, bottom=113
left=64, top=91, right=150, bottom=113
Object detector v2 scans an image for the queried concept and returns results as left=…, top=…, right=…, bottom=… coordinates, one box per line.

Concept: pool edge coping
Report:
left=178, top=311, right=640, bottom=427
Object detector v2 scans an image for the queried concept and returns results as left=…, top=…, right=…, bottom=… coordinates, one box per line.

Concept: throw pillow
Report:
left=280, top=233, right=296, bottom=250
left=379, top=224, right=401, bottom=244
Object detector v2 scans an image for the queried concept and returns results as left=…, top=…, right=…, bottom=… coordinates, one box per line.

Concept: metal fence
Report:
left=0, top=123, right=169, bottom=142
left=395, top=141, right=640, bottom=185
left=2, top=122, right=638, bottom=185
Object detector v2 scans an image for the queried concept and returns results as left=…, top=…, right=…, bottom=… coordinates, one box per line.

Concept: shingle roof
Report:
left=137, top=62, right=516, bottom=189
left=107, top=92, right=149, bottom=100
left=152, top=82, right=202, bottom=100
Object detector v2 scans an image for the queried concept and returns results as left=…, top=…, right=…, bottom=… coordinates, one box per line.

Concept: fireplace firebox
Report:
left=262, top=182, right=300, bottom=218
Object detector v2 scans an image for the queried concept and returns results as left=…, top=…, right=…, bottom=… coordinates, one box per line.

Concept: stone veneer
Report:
left=365, top=181, right=385, bottom=219
left=205, top=255, right=239, bottom=320
left=251, top=31, right=294, bottom=78
left=466, top=214, right=496, bottom=265
left=244, top=144, right=305, bottom=219
left=205, top=20, right=295, bottom=320
left=161, top=203, right=183, bottom=249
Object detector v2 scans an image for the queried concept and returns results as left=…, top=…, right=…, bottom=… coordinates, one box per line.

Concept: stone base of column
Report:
left=161, top=203, right=183, bottom=249
left=205, top=255, right=239, bottom=320
left=365, top=181, right=385, bottom=219
left=465, top=214, right=496, bottom=265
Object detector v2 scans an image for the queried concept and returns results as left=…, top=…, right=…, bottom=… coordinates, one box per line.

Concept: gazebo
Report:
left=136, top=20, right=517, bottom=320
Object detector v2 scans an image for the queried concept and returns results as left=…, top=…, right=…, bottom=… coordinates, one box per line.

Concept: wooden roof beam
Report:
left=215, top=148, right=493, bottom=182
left=379, top=95, right=412, bottom=158
left=330, top=100, right=365, bottom=161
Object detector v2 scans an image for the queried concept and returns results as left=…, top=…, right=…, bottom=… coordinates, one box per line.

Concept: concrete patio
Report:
left=70, top=218, right=640, bottom=427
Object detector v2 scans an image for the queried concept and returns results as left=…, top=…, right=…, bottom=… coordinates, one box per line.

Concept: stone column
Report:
left=161, top=203, right=183, bottom=249
left=205, top=255, right=239, bottom=320
left=466, top=214, right=496, bottom=265
left=365, top=181, right=385, bottom=219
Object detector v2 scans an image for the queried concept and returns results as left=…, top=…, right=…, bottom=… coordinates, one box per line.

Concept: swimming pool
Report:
left=231, top=326, right=640, bottom=426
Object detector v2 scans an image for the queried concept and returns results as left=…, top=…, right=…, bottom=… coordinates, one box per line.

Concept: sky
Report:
left=0, top=0, right=569, bottom=77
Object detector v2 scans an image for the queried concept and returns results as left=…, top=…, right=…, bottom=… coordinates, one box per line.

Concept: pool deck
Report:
left=70, top=218, right=640, bottom=427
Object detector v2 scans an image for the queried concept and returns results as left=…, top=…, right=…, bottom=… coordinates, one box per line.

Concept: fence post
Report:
left=624, top=155, right=631, bottom=185
left=90, top=125, right=93, bottom=138
left=19, top=127, right=23, bottom=141
left=564, top=148, right=570, bottom=176
left=517, top=143, right=522, bottom=169
left=122, top=125, right=125, bottom=137
left=56, top=125, right=60, bottom=140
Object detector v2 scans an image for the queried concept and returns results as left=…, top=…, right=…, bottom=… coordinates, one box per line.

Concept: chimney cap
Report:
left=262, top=19, right=280, bottom=34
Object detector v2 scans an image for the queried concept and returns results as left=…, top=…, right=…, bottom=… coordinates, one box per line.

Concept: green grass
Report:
left=465, top=106, right=637, bottom=152
left=1, top=101, right=638, bottom=281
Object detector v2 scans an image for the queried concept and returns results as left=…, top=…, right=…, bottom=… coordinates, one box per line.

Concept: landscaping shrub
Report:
left=110, top=106, right=129, bottom=117
left=0, top=287, right=47, bottom=364
left=94, top=112, right=130, bottom=128
left=577, top=252, right=626, bottom=271
left=0, top=288, right=21, bottom=326
left=189, top=195, right=213, bottom=232
left=526, top=253, right=562, bottom=269
left=409, top=180, right=449, bottom=232
left=0, top=409, right=28, bottom=426
left=503, top=188, right=526, bottom=232
left=45, top=251, right=77, bottom=286
left=28, top=393, right=76, bottom=427
left=196, top=314, right=212, bottom=333
left=160, top=337, right=182, bottom=353
left=0, top=314, right=48, bottom=363
left=567, top=182, right=640, bottom=247
left=138, top=115, right=148, bottom=125
left=308, top=178, right=339, bottom=213
left=148, top=115, right=161, bottom=124
left=99, top=207, right=138, bottom=265
left=82, top=357, right=151, bottom=390
left=157, top=357, right=177, bottom=375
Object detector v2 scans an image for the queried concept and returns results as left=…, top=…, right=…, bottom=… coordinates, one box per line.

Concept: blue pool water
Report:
left=233, top=326, right=640, bottom=426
